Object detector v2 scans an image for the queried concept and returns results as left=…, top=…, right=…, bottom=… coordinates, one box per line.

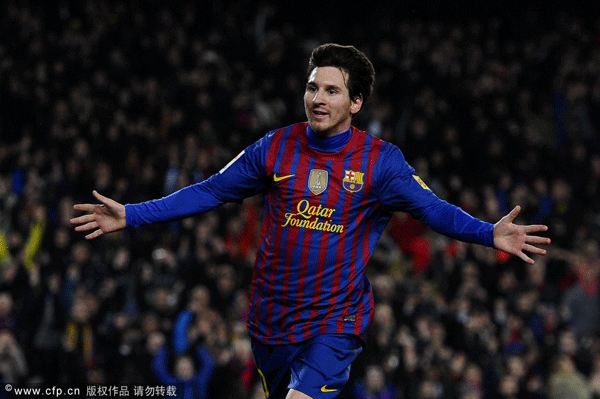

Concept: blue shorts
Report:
left=251, top=334, right=363, bottom=399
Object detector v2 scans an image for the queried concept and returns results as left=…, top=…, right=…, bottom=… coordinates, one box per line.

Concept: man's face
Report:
left=304, top=66, right=363, bottom=138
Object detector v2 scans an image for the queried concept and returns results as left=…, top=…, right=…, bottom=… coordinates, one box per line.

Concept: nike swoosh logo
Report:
left=320, top=386, right=338, bottom=393
left=273, top=173, right=295, bottom=182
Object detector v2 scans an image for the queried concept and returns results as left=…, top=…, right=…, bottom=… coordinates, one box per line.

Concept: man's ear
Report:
left=350, top=94, right=363, bottom=115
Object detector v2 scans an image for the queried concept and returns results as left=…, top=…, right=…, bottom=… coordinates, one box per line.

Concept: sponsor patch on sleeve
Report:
left=412, top=175, right=431, bottom=191
left=219, top=150, right=245, bottom=174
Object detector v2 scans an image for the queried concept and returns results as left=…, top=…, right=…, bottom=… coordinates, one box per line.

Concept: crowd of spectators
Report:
left=1, top=1, right=600, bottom=398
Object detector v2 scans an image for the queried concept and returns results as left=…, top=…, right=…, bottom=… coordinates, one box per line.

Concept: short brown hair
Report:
left=307, top=43, right=376, bottom=106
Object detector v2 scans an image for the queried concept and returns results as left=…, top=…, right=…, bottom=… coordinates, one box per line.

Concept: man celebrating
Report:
left=72, top=43, right=550, bottom=399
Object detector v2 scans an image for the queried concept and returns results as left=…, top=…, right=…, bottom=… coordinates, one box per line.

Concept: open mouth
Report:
left=312, top=110, right=328, bottom=118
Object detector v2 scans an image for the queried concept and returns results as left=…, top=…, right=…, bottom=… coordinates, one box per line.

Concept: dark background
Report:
left=1, top=1, right=600, bottom=398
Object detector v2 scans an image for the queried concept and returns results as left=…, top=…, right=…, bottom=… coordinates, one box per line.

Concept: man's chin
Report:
left=308, top=122, right=330, bottom=136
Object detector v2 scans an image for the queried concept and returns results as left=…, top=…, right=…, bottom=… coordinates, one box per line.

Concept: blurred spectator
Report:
left=208, top=329, right=258, bottom=399
left=351, top=364, right=398, bottom=399
left=556, top=239, right=600, bottom=339
left=548, top=354, right=591, bottom=399
left=0, top=330, right=28, bottom=383
left=172, top=285, right=211, bottom=354
left=0, top=203, right=46, bottom=272
left=588, top=352, right=600, bottom=398
left=62, top=295, right=96, bottom=384
left=152, top=345, right=214, bottom=399
left=459, top=363, right=484, bottom=399
left=30, top=272, right=65, bottom=384
left=0, top=293, right=16, bottom=334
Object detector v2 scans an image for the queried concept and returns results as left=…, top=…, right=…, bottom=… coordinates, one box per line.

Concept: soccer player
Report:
left=71, top=44, right=550, bottom=399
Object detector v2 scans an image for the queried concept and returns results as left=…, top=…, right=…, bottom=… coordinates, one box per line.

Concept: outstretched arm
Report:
left=493, top=205, right=551, bottom=264
left=70, top=190, right=126, bottom=240
left=71, top=132, right=272, bottom=240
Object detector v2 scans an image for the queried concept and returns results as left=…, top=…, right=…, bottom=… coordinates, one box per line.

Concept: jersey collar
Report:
left=306, top=124, right=352, bottom=153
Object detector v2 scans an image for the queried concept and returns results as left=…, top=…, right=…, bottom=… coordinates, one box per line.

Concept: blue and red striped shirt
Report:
left=126, top=122, right=494, bottom=344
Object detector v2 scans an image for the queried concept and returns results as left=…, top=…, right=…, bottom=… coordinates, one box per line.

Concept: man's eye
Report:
left=328, top=89, right=337, bottom=95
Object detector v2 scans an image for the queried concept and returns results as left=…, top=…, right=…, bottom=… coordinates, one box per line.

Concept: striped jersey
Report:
left=126, top=122, right=494, bottom=345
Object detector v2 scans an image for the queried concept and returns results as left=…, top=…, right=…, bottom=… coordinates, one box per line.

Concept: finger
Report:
left=525, top=235, right=552, bottom=245
left=522, top=244, right=547, bottom=256
left=517, top=251, right=534, bottom=264
left=70, top=214, right=96, bottom=225
left=74, top=221, right=98, bottom=232
left=86, top=229, right=104, bottom=240
left=93, top=190, right=105, bottom=201
left=523, top=224, right=548, bottom=233
left=93, top=190, right=115, bottom=207
left=73, top=204, right=96, bottom=213
left=506, top=205, right=521, bottom=222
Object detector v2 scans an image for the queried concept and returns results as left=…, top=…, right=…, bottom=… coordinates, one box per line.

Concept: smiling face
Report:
left=304, top=66, right=363, bottom=138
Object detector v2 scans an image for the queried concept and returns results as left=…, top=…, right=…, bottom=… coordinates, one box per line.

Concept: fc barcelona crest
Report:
left=308, top=169, right=328, bottom=195
left=343, top=170, right=364, bottom=193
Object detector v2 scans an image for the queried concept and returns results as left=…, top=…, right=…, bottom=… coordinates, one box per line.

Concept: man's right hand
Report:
left=70, top=190, right=126, bottom=240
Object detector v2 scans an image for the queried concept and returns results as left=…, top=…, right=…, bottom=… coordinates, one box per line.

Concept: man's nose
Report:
left=312, top=89, right=325, bottom=104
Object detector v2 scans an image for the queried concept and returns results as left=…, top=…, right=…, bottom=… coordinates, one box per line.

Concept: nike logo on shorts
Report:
left=320, top=385, right=337, bottom=393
